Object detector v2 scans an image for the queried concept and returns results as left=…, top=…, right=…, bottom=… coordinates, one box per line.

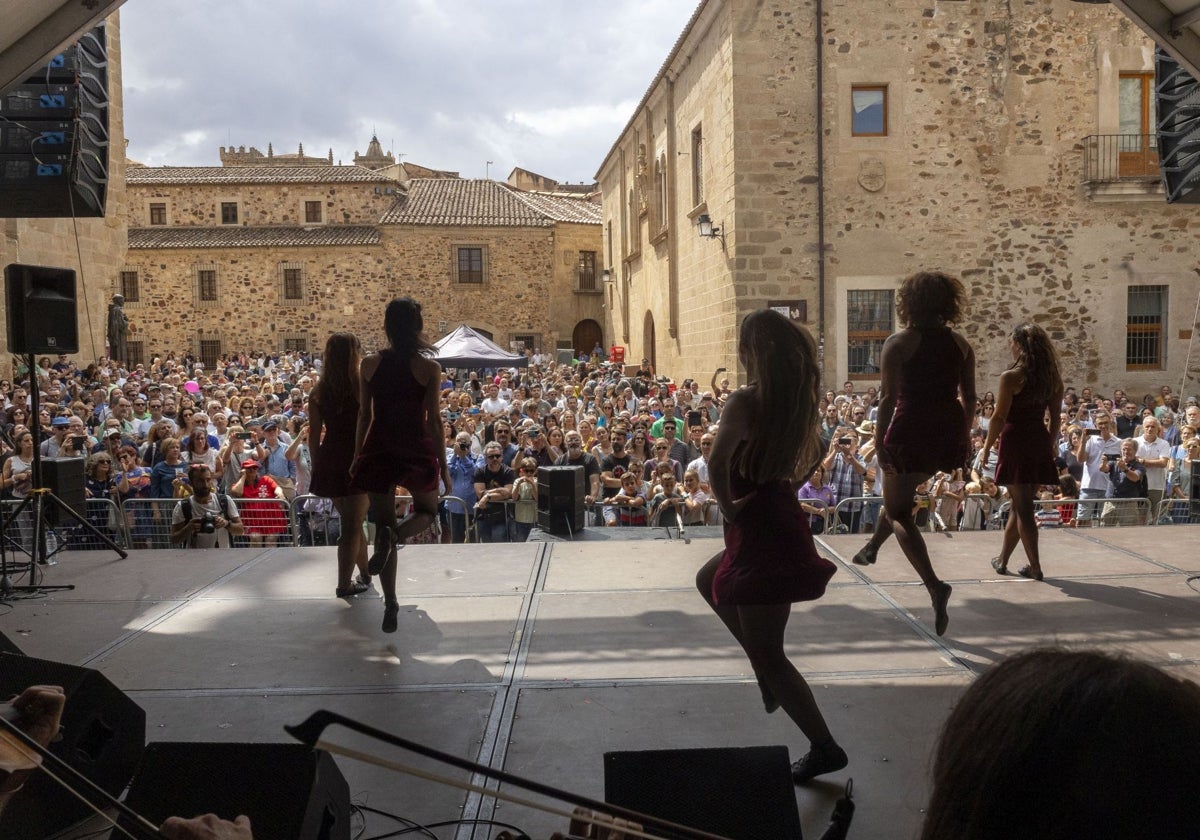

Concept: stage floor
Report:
left=2, top=525, right=1198, bottom=839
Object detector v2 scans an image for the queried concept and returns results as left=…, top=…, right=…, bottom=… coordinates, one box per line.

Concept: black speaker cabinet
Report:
left=604, top=746, right=803, bottom=840
left=537, top=464, right=585, bottom=535
left=0, top=652, right=145, bottom=840
left=42, top=455, right=87, bottom=526
left=4, top=264, right=79, bottom=354
left=120, top=742, right=351, bottom=840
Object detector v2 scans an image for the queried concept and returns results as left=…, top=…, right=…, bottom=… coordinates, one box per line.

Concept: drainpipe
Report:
left=815, top=0, right=828, bottom=370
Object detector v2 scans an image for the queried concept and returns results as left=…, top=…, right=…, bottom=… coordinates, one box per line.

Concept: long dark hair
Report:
left=313, top=332, right=361, bottom=412
left=733, top=309, right=822, bottom=483
left=383, top=297, right=434, bottom=358
left=1009, top=322, right=1062, bottom=404
left=921, top=649, right=1200, bottom=840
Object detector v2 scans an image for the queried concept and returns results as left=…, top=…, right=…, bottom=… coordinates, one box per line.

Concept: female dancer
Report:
left=695, top=309, right=844, bottom=785
left=851, top=271, right=974, bottom=636
left=309, top=332, right=371, bottom=599
left=981, top=323, right=1063, bottom=580
left=350, top=298, right=450, bottom=634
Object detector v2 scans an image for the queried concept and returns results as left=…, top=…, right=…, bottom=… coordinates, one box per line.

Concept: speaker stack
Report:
left=537, top=464, right=586, bottom=535
left=41, top=455, right=87, bottom=526
left=1156, top=47, right=1200, bottom=204
left=0, top=23, right=109, bottom=218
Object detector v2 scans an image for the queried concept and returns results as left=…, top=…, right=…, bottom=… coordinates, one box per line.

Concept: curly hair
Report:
left=895, top=271, right=966, bottom=327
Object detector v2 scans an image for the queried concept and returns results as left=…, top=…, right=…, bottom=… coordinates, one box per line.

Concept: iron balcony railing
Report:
left=1083, top=134, right=1162, bottom=182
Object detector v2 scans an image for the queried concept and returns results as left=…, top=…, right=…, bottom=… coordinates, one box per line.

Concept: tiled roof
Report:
left=126, top=165, right=396, bottom=185
left=380, top=179, right=600, bottom=226
left=504, top=187, right=602, bottom=224
left=381, top=179, right=555, bottom=226
left=128, top=226, right=382, bottom=249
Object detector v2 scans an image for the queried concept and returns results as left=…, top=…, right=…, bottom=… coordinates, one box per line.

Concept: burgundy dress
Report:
left=712, top=469, right=837, bottom=606
left=349, top=350, right=440, bottom=494
left=880, top=327, right=969, bottom=475
left=308, top=390, right=358, bottom=498
left=995, top=386, right=1058, bottom=485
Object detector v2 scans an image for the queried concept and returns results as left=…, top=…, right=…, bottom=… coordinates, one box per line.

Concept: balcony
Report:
left=1082, top=134, right=1165, bottom=202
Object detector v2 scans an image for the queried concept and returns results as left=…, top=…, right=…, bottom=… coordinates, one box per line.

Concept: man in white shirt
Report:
left=1136, top=416, right=1172, bottom=523
left=1074, top=411, right=1123, bottom=527
left=686, top=432, right=715, bottom=492
left=479, top=384, right=508, bottom=418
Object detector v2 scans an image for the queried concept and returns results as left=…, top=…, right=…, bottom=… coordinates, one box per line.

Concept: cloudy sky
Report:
left=120, top=0, right=699, bottom=182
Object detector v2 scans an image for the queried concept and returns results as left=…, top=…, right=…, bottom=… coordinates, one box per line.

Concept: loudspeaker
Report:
left=604, top=746, right=803, bottom=840
left=537, top=464, right=586, bottom=535
left=120, top=742, right=351, bottom=840
left=0, top=652, right=145, bottom=840
left=41, top=456, right=87, bottom=526
left=5, top=264, right=79, bottom=354
left=0, top=24, right=109, bottom=218
left=1156, top=47, right=1200, bottom=204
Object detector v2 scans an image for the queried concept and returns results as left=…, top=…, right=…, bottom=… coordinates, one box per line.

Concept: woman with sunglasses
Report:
left=80, top=452, right=119, bottom=549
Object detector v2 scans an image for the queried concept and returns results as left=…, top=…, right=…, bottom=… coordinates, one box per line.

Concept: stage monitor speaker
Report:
left=119, top=742, right=351, bottom=840
left=604, top=746, right=803, bottom=840
left=5, top=263, right=79, bottom=354
left=1156, top=47, right=1200, bottom=204
left=537, top=464, right=585, bottom=535
left=42, top=456, right=87, bottom=526
left=0, top=652, right=145, bottom=840
left=0, top=24, right=109, bottom=218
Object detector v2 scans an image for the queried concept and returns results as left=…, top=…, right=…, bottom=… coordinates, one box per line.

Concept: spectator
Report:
left=1100, top=438, right=1146, bottom=526
left=150, top=437, right=188, bottom=499
left=1135, top=415, right=1171, bottom=523
left=170, top=464, right=243, bottom=548
left=648, top=469, right=687, bottom=525
left=686, top=431, right=714, bottom=493
left=230, top=459, right=288, bottom=547
left=1115, top=400, right=1142, bottom=438
left=607, top=470, right=647, bottom=526
left=258, top=420, right=297, bottom=501
left=473, top=441, right=514, bottom=543
left=446, top=432, right=482, bottom=543
left=822, top=427, right=867, bottom=533
left=642, top=437, right=684, bottom=484
left=554, top=430, right=601, bottom=508
left=599, top=424, right=633, bottom=525
left=798, top=464, right=834, bottom=534
left=1074, top=412, right=1122, bottom=527
left=114, top=445, right=153, bottom=548
left=510, top=457, right=539, bottom=542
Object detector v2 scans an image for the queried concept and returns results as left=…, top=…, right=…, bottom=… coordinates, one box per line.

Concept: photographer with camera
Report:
left=39, top=416, right=76, bottom=458
left=1099, top=438, right=1146, bottom=527
left=171, top=464, right=243, bottom=548
left=446, top=432, right=482, bottom=543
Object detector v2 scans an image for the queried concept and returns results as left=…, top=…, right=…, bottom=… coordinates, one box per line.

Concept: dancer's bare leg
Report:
left=884, top=471, right=951, bottom=635
left=1005, top=483, right=1043, bottom=577
left=697, top=553, right=777, bottom=712
left=333, top=493, right=368, bottom=589
left=395, top=489, right=439, bottom=542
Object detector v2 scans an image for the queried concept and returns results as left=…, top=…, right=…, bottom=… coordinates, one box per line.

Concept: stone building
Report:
left=597, top=0, right=1200, bottom=396
left=0, top=15, right=127, bottom=363
left=121, top=160, right=603, bottom=365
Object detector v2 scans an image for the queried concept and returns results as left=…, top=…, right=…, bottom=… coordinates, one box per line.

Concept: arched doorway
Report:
left=572, top=319, right=603, bottom=358
left=643, top=311, right=656, bottom=372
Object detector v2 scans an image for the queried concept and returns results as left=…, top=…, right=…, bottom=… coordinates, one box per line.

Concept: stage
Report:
left=2, top=525, right=1198, bottom=839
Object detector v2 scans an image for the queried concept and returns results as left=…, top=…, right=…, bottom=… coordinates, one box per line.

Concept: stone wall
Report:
left=127, top=181, right=397, bottom=228
left=0, top=13, right=128, bottom=366
left=546, top=221, right=606, bottom=354
left=600, top=0, right=1200, bottom=397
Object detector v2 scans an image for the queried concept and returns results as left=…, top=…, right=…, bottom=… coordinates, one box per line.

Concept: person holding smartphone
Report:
left=1073, top=411, right=1122, bottom=527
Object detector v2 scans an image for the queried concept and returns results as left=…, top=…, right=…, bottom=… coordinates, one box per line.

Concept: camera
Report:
left=1105, top=454, right=1120, bottom=463
left=837, top=437, right=852, bottom=446
left=70, top=434, right=86, bottom=451
left=236, top=432, right=252, bottom=440
left=199, top=513, right=216, bottom=534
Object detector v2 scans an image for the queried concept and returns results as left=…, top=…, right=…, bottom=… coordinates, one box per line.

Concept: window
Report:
left=282, top=335, right=308, bottom=353
left=690, top=125, right=704, bottom=206
left=194, top=266, right=218, bottom=304
left=1118, top=73, right=1158, bottom=177
left=1127, top=285, right=1167, bottom=369
left=578, top=251, right=597, bottom=291
left=149, top=203, right=166, bottom=225
left=198, top=338, right=221, bottom=370
left=119, top=269, right=140, bottom=303
left=280, top=264, right=304, bottom=301
left=851, top=85, right=888, bottom=136
left=220, top=202, right=238, bottom=225
left=125, top=340, right=145, bottom=371
left=304, top=200, right=322, bottom=224
left=455, top=246, right=486, bottom=284
left=511, top=334, right=540, bottom=353
left=846, top=290, right=894, bottom=377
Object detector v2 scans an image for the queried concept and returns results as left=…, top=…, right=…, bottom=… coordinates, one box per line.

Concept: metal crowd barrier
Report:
left=0, top=497, right=128, bottom=556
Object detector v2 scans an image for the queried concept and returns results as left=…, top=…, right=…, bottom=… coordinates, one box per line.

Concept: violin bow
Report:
left=286, top=710, right=733, bottom=840
left=0, top=714, right=164, bottom=839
